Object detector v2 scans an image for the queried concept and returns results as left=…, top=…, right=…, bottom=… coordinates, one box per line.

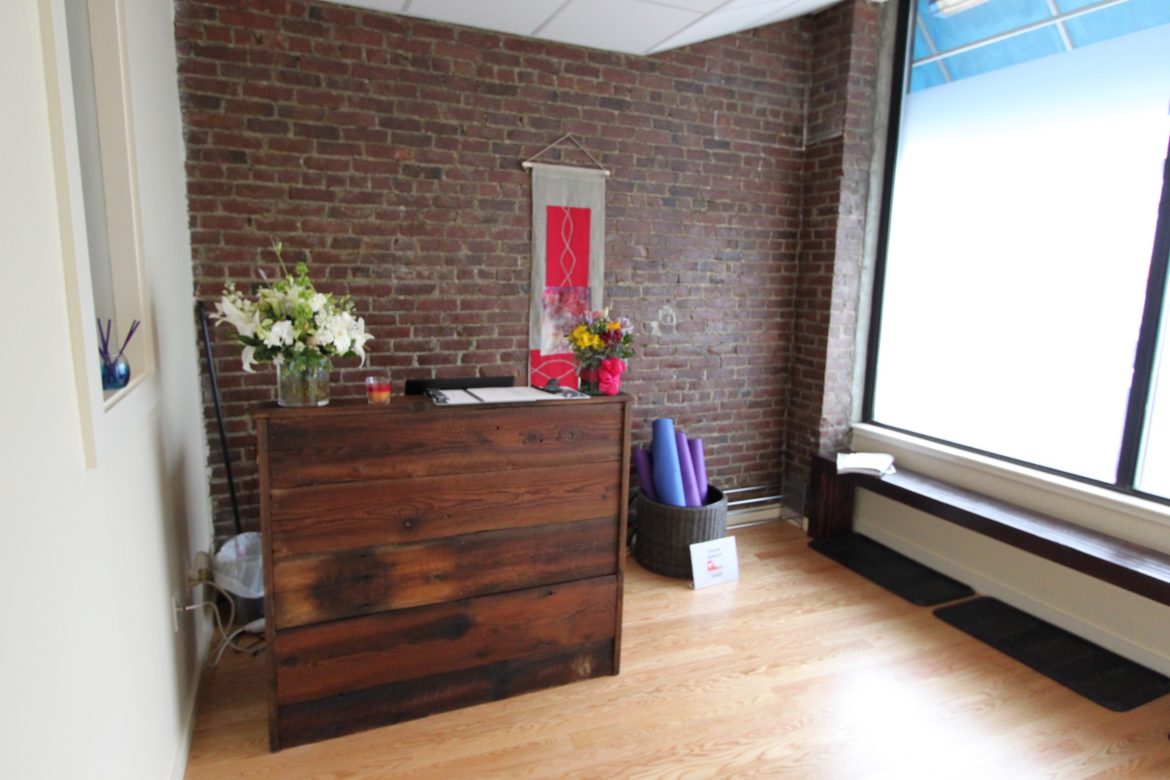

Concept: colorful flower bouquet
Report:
left=211, top=240, right=373, bottom=406
left=565, top=308, right=635, bottom=395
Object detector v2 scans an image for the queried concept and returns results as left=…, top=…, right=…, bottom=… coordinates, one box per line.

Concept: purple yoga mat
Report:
left=676, top=431, right=701, bottom=507
left=688, top=437, right=707, bottom=503
left=634, top=447, right=658, bottom=502
left=651, top=418, right=686, bottom=507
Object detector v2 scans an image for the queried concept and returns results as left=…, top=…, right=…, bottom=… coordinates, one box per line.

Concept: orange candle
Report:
left=365, top=375, right=391, bottom=404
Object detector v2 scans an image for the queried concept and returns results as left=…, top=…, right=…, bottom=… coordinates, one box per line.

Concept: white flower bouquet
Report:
left=212, top=240, right=373, bottom=375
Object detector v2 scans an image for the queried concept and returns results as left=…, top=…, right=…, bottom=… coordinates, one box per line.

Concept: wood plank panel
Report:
left=268, top=462, right=621, bottom=557
left=274, top=576, right=618, bottom=705
left=255, top=396, right=630, bottom=749
left=272, top=517, right=617, bottom=628
left=274, top=640, right=616, bottom=750
left=263, top=401, right=624, bottom=488
left=807, top=451, right=854, bottom=538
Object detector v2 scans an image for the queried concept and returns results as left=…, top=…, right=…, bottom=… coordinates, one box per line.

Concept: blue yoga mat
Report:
left=651, top=418, right=686, bottom=507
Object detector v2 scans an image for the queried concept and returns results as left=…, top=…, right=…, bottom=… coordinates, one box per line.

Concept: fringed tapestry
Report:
left=526, top=162, right=606, bottom=388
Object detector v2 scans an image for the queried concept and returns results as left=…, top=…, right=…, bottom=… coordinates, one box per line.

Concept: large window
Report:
left=868, top=0, right=1170, bottom=498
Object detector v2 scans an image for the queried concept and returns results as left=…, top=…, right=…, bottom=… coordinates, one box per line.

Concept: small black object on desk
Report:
left=404, top=375, right=514, bottom=395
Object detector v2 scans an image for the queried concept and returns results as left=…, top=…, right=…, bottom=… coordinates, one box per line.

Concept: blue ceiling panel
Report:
left=913, top=23, right=936, bottom=57
left=909, top=0, right=1170, bottom=92
left=939, top=25, right=1066, bottom=82
left=910, top=62, right=949, bottom=91
left=1054, top=0, right=1121, bottom=10
left=909, top=24, right=949, bottom=90
left=917, top=0, right=1052, bottom=53
left=1059, top=0, right=1170, bottom=48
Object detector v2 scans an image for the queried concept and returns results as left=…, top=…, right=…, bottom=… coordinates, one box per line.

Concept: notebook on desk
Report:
left=467, top=387, right=561, bottom=403
left=425, top=386, right=583, bottom=405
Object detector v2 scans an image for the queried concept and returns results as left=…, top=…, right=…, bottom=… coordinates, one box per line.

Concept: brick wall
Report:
left=175, top=0, right=880, bottom=536
left=787, top=0, right=881, bottom=504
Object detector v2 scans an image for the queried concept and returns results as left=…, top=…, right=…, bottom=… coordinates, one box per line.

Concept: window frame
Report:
left=862, top=0, right=1170, bottom=505
left=41, top=0, right=156, bottom=468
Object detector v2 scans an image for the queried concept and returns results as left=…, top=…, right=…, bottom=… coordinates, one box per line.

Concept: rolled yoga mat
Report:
left=651, top=418, right=686, bottom=507
left=688, top=437, right=708, bottom=503
left=634, top=447, right=658, bottom=502
left=676, top=431, right=701, bottom=507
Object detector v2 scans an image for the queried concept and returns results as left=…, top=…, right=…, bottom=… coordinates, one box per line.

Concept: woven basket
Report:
left=634, top=486, right=727, bottom=579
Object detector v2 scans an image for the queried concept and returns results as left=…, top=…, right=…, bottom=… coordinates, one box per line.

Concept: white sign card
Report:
left=689, top=536, right=739, bottom=589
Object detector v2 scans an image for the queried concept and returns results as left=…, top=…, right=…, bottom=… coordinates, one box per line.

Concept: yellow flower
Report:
left=606, top=321, right=621, bottom=331
left=571, top=325, right=592, bottom=348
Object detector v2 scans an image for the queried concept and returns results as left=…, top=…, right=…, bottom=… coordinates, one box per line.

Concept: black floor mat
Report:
left=809, top=533, right=974, bottom=606
left=935, top=597, right=1170, bottom=711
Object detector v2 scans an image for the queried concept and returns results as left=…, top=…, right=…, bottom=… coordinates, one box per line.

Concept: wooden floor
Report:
left=184, top=522, right=1170, bottom=779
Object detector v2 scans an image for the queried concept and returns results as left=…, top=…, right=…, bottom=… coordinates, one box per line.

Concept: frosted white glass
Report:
left=873, top=23, right=1170, bottom=481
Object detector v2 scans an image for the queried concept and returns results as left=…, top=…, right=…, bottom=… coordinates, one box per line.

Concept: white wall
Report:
left=0, top=2, right=212, bottom=779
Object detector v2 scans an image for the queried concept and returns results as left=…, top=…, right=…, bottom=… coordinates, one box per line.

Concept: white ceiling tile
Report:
left=540, top=0, right=701, bottom=54
left=719, top=0, right=795, bottom=10
left=400, top=0, right=567, bottom=36
left=331, top=0, right=408, bottom=13
left=641, top=0, right=731, bottom=11
left=648, top=1, right=787, bottom=52
left=322, top=0, right=841, bottom=56
left=651, top=0, right=838, bottom=51
left=755, top=0, right=839, bottom=25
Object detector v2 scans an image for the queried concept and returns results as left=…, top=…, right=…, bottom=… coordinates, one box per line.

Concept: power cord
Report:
left=183, top=579, right=266, bottom=666
left=212, top=618, right=265, bottom=667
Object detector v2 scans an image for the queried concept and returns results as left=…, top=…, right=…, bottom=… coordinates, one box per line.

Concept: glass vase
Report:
left=277, top=358, right=331, bottom=407
left=577, top=365, right=601, bottom=395
left=100, top=355, right=131, bottom=391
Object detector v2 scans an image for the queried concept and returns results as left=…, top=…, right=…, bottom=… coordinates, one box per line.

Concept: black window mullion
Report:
left=1117, top=139, right=1170, bottom=488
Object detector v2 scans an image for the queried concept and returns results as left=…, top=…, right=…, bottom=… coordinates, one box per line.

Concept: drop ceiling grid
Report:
left=333, top=0, right=841, bottom=55
left=402, top=0, right=569, bottom=37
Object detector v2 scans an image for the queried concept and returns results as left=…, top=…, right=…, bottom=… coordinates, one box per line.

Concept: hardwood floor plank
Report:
left=185, top=522, right=1170, bottom=779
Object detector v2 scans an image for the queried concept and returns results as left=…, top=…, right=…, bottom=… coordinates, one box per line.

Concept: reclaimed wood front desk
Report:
left=256, top=394, right=631, bottom=749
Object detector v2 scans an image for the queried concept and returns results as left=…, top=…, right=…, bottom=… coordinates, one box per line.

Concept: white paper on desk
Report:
left=467, top=387, right=560, bottom=403
left=433, top=389, right=481, bottom=405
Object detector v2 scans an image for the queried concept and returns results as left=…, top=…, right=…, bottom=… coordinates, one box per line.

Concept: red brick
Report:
left=176, top=0, right=880, bottom=535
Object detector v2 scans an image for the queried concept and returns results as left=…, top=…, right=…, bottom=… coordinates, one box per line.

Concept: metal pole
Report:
left=197, top=301, right=242, bottom=537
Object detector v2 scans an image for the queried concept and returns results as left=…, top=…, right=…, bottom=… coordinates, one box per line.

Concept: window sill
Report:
left=102, top=370, right=149, bottom=410
left=81, top=369, right=158, bottom=467
left=850, top=423, right=1170, bottom=553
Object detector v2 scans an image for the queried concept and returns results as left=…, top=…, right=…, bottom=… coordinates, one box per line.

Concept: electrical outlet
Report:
left=190, top=550, right=213, bottom=585
left=172, top=592, right=182, bottom=632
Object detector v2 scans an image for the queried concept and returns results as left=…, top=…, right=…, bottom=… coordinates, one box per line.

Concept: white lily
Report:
left=213, top=294, right=259, bottom=338
left=264, top=320, right=295, bottom=348
left=213, top=241, right=376, bottom=373
left=350, top=317, right=373, bottom=366
left=241, top=345, right=258, bottom=373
